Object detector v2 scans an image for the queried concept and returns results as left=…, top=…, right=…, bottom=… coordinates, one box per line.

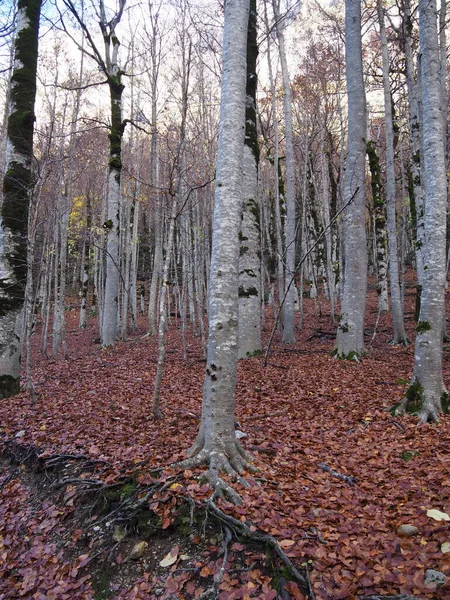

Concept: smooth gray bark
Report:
left=398, top=0, right=448, bottom=422
left=182, top=0, right=253, bottom=494
left=377, top=0, right=408, bottom=344
left=335, top=0, right=367, bottom=358
left=272, top=0, right=296, bottom=344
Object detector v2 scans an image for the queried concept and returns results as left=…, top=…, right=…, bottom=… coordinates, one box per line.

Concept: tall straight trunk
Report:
left=181, top=0, right=253, bottom=493
left=152, top=196, right=177, bottom=419
left=102, top=75, right=125, bottom=346
left=147, top=1, right=162, bottom=335
left=153, top=25, right=191, bottom=416
left=62, top=0, right=127, bottom=347
left=377, top=0, right=408, bottom=344
left=335, top=0, right=367, bottom=358
left=272, top=0, right=296, bottom=344
left=366, top=141, right=389, bottom=312
left=263, top=0, right=284, bottom=322
left=238, top=0, right=261, bottom=358
left=407, top=0, right=448, bottom=421
left=79, top=192, right=92, bottom=328
left=0, top=0, right=42, bottom=398
left=401, top=0, right=425, bottom=295
left=439, top=0, right=447, bottom=156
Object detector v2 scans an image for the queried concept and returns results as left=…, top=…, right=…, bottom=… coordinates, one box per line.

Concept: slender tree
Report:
left=377, top=0, right=408, bottom=344
left=0, top=0, right=42, bottom=399
left=272, top=0, right=297, bottom=344
left=61, top=0, right=127, bottom=347
left=335, top=0, right=367, bottom=359
left=180, top=0, right=253, bottom=500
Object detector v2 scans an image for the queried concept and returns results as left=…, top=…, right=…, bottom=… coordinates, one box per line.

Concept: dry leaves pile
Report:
left=0, top=284, right=450, bottom=598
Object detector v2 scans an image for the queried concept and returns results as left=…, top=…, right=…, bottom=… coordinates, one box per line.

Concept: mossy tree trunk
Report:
left=62, top=0, right=126, bottom=348
left=366, top=141, right=389, bottom=313
left=0, top=0, right=42, bottom=399
left=400, top=0, right=425, bottom=315
left=238, top=0, right=261, bottom=359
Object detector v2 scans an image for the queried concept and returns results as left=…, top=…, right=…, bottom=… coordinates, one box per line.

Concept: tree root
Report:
left=394, top=397, right=441, bottom=423
left=205, top=499, right=309, bottom=595
left=173, top=443, right=258, bottom=504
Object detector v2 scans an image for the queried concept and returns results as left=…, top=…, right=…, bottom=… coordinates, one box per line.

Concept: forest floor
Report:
left=1, top=278, right=450, bottom=600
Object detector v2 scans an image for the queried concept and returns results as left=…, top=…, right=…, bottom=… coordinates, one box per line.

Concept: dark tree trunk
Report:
left=0, top=0, right=42, bottom=399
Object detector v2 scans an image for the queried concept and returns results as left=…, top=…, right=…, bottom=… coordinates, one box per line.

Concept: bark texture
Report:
left=397, top=0, right=448, bottom=421
left=0, top=0, right=42, bottom=398
left=238, top=0, right=261, bottom=359
left=377, top=0, right=407, bottom=344
left=335, top=0, right=367, bottom=359
left=182, top=0, right=253, bottom=496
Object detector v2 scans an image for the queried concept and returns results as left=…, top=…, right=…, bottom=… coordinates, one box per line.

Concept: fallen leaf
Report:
left=160, top=548, right=178, bottom=567
left=279, top=539, right=295, bottom=548
left=427, top=509, right=450, bottom=521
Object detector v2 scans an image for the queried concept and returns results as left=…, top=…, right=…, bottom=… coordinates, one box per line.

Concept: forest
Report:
left=0, top=0, right=450, bottom=597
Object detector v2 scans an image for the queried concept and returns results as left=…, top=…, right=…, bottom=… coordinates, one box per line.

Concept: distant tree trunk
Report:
left=377, top=0, right=408, bottom=344
left=335, top=0, right=367, bottom=359
left=0, top=0, right=42, bottom=399
left=272, top=0, right=296, bottom=344
left=401, top=0, right=425, bottom=308
left=238, top=0, right=261, bottom=359
left=397, top=0, right=448, bottom=422
left=366, top=141, right=389, bottom=313
left=79, top=192, right=92, bottom=329
left=62, top=0, right=127, bottom=347
left=152, top=195, right=177, bottom=419
left=180, top=0, right=253, bottom=498
left=262, top=0, right=284, bottom=325
left=146, top=1, right=162, bottom=336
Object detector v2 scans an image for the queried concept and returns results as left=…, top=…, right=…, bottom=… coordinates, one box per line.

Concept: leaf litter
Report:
left=0, top=282, right=450, bottom=598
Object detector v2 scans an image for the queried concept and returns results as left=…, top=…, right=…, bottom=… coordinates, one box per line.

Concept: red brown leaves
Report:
left=0, top=289, right=449, bottom=598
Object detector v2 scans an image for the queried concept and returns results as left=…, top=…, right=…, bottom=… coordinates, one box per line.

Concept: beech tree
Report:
left=238, top=0, right=261, bottom=359
left=272, top=0, right=297, bottom=344
left=60, top=0, right=127, bottom=348
left=396, top=0, right=448, bottom=422
left=0, top=0, right=42, bottom=399
left=376, top=0, right=407, bottom=344
left=335, top=0, right=367, bottom=359
left=181, top=0, right=254, bottom=500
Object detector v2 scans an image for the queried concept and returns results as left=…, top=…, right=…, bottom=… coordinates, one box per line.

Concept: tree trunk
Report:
left=101, top=75, right=125, bottom=347
left=366, top=141, right=389, bottom=313
left=181, top=0, right=253, bottom=499
left=238, top=0, right=261, bottom=359
left=335, top=0, right=367, bottom=359
left=401, top=0, right=425, bottom=307
left=397, top=0, right=448, bottom=422
left=0, top=0, right=42, bottom=398
left=272, top=0, right=297, bottom=344
left=377, top=0, right=408, bottom=344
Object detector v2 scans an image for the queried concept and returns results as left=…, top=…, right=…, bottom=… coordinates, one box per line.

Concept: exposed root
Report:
left=205, top=499, right=309, bottom=594
left=171, top=441, right=258, bottom=504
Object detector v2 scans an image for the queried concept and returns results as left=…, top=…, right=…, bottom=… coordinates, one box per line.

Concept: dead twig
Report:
left=245, top=409, right=288, bottom=421
left=317, top=462, right=356, bottom=486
